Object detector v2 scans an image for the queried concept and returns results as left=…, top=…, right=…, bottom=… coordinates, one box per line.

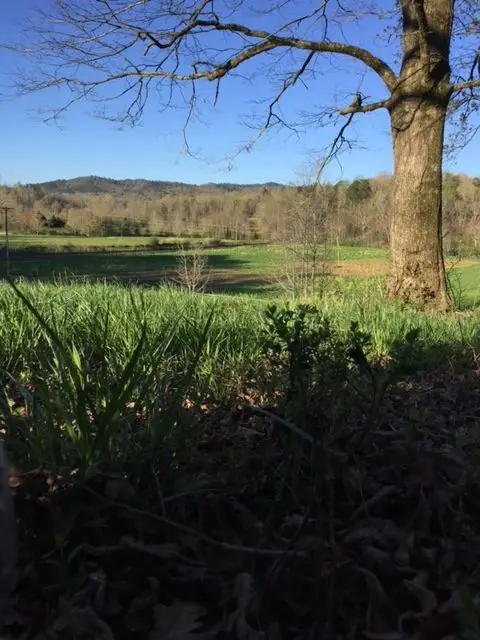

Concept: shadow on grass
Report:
left=5, top=249, right=251, bottom=289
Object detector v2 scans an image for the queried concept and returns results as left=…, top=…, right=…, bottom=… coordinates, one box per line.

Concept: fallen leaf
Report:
left=105, top=477, right=135, bottom=501
left=358, top=567, right=397, bottom=635
left=149, top=601, right=206, bottom=640
left=404, top=574, right=437, bottom=615
left=51, top=605, right=115, bottom=640
left=226, top=573, right=265, bottom=640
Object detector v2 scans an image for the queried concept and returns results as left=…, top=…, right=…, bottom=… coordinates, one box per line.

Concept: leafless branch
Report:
left=315, top=111, right=356, bottom=182
left=265, top=51, right=315, bottom=128
left=339, top=97, right=391, bottom=115
left=451, top=78, right=480, bottom=91
left=6, top=0, right=480, bottom=163
left=83, top=486, right=307, bottom=558
left=187, top=20, right=397, bottom=89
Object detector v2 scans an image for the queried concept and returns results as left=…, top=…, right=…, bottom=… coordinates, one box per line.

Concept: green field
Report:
left=1, top=241, right=390, bottom=293
left=0, top=233, right=385, bottom=254
left=1, top=237, right=479, bottom=306
left=0, top=233, right=241, bottom=251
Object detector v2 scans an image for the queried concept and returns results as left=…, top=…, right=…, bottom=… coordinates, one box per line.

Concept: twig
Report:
left=82, top=486, right=308, bottom=558
left=246, top=404, right=314, bottom=444
left=349, top=485, right=398, bottom=522
left=69, top=541, right=205, bottom=566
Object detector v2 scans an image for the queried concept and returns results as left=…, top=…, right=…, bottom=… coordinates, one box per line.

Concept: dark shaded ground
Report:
left=3, top=249, right=278, bottom=294
left=3, top=250, right=253, bottom=293
left=7, top=249, right=247, bottom=278
left=4, top=357, right=480, bottom=639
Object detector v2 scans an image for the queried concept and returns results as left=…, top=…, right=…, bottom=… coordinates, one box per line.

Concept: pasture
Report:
left=1, top=235, right=479, bottom=305
left=0, top=232, right=243, bottom=251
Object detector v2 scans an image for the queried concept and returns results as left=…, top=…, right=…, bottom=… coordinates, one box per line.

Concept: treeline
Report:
left=1, top=173, right=479, bottom=255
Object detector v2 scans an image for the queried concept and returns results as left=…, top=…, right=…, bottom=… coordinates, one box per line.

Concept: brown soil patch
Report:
left=328, top=258, right=474, bottom=278
left=329, top=258, right=391, bottom=277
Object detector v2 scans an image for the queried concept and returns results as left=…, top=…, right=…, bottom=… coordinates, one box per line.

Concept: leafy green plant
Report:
left=261, top=304, right=423, bottom=441
left=261, top=303, right=349, bottom=432
left=446, top=257, right=467, bottom=309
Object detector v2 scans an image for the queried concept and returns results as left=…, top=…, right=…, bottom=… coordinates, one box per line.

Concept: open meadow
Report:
left=0, top=233, right=243, bottom=252
left=2, top=235, right=480, bottom=304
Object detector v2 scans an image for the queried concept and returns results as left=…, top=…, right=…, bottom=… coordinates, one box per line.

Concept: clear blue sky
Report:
left=0, top=1, right=478, bottom=186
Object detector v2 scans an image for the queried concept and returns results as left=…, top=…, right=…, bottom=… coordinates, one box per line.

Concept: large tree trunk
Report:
left=387, top=99, right=451, bottom=310
left=387, top=0, right=454, bottom=310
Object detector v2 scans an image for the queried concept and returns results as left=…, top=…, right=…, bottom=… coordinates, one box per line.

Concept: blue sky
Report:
left=0, top=1, right=478, bottom=186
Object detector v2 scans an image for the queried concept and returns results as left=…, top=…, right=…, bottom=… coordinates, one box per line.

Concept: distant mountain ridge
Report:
left=29, top=176, right=285, bottom=196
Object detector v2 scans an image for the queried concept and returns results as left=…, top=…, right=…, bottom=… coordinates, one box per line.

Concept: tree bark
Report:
left=387, top=99, right=451, bottom=310
left=387, top=0, right=454, bottom=310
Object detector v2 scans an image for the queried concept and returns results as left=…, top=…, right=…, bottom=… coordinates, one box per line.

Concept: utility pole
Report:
left=2, top=206, right=13, bottom=278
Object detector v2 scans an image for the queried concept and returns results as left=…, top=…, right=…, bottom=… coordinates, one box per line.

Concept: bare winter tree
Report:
left=10, top=0, right=480, bottom=309
left=174, top=242, right=210, bottom=293
left=276, top=185, right=332, bottom=300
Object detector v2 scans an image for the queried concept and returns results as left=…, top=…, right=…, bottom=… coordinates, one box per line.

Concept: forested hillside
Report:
left=1, top=173, right=479, bottom=255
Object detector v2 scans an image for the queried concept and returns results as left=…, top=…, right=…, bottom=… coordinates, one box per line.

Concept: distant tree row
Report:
left=1, top=173, right=479, bottom=256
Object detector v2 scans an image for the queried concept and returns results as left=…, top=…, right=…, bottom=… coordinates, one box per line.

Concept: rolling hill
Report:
left=29, top=176, right=285, bottom=196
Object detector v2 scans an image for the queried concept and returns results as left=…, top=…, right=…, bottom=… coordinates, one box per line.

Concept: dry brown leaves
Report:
left=4, top=366, right=480, bottom=639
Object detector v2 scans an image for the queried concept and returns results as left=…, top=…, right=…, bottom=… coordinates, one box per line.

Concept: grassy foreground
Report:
left=1, top=278, right=479, bottom=377
left=3, top=280, right=480, bottom=638
left=1, top=277, right=480, bottom=466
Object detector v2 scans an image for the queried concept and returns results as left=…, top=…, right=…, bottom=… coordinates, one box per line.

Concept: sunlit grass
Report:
left=1, top=277, right=480, bottom=471
left=3, top=234, right=242, bottom=251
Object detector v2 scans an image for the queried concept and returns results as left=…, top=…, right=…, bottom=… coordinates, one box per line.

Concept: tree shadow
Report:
left=363, top=338, right=480, bottom=446
left=6, top=249, right=252, bottom=290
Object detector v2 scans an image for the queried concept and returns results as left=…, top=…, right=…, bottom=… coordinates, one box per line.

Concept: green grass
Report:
left=3, top=242, right=480, bottom=307
left=6, top=248, right=245, bottom=279
left=2, top=242, right=390, bottom=284
left=1, top=233, right=243, bottom=251
left=447, top=262, right=480, bottom=306
left=1, top=277, right=480, bottom=471
left=1, top=278, right=479, bottom=390
left=4, top=234, right=160, bottom=248
left=0, top=281, right=265, bottom=468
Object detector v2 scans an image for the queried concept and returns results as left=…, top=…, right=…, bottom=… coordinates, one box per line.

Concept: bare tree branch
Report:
left=265, top=51, right=316, bottom=128
left=315, top=111, right=357, bottom=182
left=339, top=97, right=391, bottom=115
left=187, top=20, right=398, bottom=90
left=451, top=78, right=480, bottom=91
